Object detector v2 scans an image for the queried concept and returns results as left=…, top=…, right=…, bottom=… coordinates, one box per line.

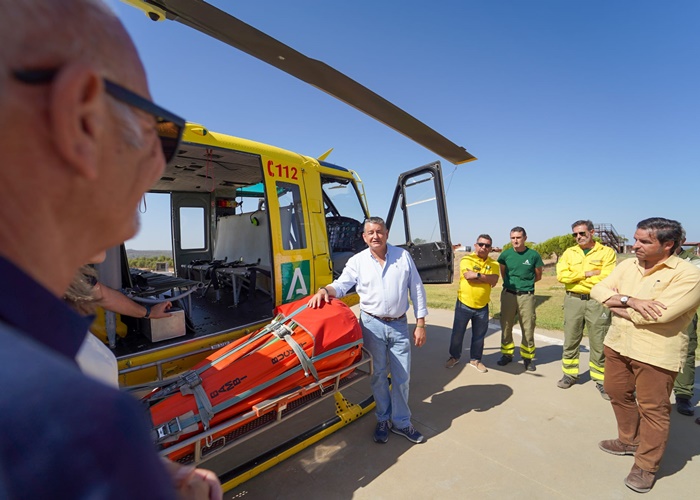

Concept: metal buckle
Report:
left=271, top=322, right=294, bottom=339
left=155, top=417, right=182, bottom=441
left=182, top=370, right=202, bottom=388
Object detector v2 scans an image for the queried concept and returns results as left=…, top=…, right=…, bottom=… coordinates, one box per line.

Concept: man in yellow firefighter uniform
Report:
left=556, top=220, right=617, bottom=398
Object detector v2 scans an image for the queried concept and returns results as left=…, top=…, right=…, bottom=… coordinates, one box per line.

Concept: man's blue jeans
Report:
left=360, top=312, right=412, bottom=429
left=448, top=299, right=489, bottom=361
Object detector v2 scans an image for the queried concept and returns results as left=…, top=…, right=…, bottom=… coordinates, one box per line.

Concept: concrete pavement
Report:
left=228, top=306, right=699, bottom=499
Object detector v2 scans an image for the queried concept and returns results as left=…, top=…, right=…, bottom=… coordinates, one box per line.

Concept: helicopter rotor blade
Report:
left=135, top=0, right=476, bottom=164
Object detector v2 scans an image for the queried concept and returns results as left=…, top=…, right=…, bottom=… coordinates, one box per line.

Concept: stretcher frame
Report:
left=158, top=348, right=375, bottom=489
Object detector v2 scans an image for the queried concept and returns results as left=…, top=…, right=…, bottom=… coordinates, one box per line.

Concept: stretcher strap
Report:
left=271, top=321, right=319, bottom=381
left=146, top=304, right=309, bottom=402
left=179, top=372, right=215, bottom=430
left=197, top=304, right=309, bottom=374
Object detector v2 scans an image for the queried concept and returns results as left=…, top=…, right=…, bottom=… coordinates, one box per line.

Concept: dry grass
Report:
left=425, top=252, right=565, bottom=330
left=427, top=251, right=699, bottom=359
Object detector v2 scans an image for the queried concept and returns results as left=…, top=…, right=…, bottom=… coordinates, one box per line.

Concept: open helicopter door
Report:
left=385, top=162, right=454, bottom=284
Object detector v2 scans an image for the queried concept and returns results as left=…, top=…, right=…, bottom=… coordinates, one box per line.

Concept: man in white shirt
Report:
left=308, top=217, right=427, bottom=444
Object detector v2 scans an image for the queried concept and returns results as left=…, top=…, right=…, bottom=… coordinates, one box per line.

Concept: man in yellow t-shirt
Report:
left=446, top=234, right=500, bottom=372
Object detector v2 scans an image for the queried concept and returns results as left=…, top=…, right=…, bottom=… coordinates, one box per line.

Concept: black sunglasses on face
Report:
left=12, top=68, right=185, bottom=164
left=476, top=242, right=492, bottom=248
left=572, top=231, right=588, bottom=237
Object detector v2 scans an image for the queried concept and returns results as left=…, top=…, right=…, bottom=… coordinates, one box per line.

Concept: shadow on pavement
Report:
left=658, top=409, right=700, bottom=480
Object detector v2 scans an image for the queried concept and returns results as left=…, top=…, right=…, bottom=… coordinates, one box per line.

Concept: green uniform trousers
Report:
left=561, top=294, right=611, bottom=382
left=500, top=290, right=536, bottom=360
left=673, top=313, right=698, bottom=399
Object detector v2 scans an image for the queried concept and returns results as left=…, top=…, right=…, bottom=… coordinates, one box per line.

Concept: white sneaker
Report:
left=469, top=360, right=488, bottom=373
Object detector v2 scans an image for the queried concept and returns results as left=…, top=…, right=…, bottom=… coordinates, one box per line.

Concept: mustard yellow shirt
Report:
left=458, top=253, right=500, bottom=309
left=556, top=241, right=617, bottom=294
left=590, top=255, right=700, bottom=371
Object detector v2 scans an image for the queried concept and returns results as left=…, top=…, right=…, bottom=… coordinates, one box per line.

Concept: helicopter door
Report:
left=385, top=161, right=454, bottom=284
left=172, top=192, right=213, bottom=278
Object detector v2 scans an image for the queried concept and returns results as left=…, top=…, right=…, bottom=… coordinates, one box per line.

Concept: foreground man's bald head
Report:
left=0, top=2, right=219, bottom=498
left=0, top=0, right=166, bottom=296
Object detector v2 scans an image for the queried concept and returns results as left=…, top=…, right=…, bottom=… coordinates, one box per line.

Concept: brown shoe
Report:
left=598, top=438, right=638, bottom=456
left=624, top=464, right=655, bottom=493
left=445, top=357, right=460, bottom=369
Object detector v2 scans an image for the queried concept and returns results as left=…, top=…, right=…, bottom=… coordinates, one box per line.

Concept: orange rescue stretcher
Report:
left=145, top=297, right=368, bottom=464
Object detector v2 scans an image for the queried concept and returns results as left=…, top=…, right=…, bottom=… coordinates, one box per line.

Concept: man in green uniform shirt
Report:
left=556, top=220, right=616, bottom=399
left=497, top=226, right=544, bottom=371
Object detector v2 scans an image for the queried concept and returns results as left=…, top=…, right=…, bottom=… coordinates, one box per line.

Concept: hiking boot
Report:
left=676, top=397, right=695, bottom=416
left=624, top=464, right=656, bottom=493
left=524, top=359, right=536, bottom=372
left=598, top=438, right=638, bottom=456
left=469, top=359, right=488, bottom=373
left=496, top=355, right=512, bottom=366
left=373, top=420, right=391, bottom=444
left=596, top=383, right=611, bottom=401
left=445, top=357, right=460, bottom=369
left=557, top=375, right=576, bottom=389
left=390, top=424, right=425, bottom=444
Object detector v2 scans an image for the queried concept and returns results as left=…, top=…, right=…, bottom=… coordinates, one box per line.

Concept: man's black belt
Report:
left=504, top=288, right=534, bottom=296
left=362, top=311, right=407, bottom=322
left=566, top=291, right=590, bottom=300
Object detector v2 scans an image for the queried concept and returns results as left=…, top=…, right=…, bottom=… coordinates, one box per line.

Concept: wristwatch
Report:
left=620, top=295, right=630, bottom=305
left=476, top=272, right=481, bottom=279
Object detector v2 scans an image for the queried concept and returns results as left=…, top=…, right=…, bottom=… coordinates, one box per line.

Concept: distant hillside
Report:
left=126, top=249, right=173, bottom=259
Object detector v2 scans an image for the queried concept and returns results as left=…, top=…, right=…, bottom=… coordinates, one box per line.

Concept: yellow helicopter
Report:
left=93, top=0, right=476, bottom=489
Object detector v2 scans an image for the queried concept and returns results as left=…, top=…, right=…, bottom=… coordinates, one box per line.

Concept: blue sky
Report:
left=113, top=0, right=700, bottom=250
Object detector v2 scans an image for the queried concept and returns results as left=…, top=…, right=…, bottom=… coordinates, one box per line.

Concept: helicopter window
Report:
left=387, top=170, right=441, bottom=246
left=276, top=182, right=307, bottom=251
left=179, top=206, right=206, bottom=250
left=321, top=177, right=366, bottom=223
left=321, top=176, right=367, bottom=276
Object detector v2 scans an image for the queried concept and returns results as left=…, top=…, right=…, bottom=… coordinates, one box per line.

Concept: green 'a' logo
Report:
left=281, top=260, right=310, bottom=303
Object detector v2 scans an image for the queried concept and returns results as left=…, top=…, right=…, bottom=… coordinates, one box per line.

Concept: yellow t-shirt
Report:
left=458, top=253, right=500, bottom=309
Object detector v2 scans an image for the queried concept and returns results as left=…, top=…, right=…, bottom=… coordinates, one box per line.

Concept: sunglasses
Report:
left=476, top=242, right=492, bottom=248
left=572, top=231, right=589, bottom=237
left=12, top=68, right=185, bottom=164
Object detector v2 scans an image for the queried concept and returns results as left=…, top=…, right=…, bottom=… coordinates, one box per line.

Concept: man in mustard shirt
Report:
left=446, top=234, right=500, bottom=372
left=556, top=220, right=616, bottom=399
left=591, top=217, right=700, bottom=493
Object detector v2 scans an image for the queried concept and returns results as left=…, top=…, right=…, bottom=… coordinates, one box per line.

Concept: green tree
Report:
left=534, top=234, right=576, bottom=260
left=502, top=241, right=535, bottom=252
left=128, top=256, right=174, bottom=271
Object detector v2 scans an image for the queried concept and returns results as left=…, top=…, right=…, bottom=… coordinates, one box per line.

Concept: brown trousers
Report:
left=603, top=346, right=677, bottom=472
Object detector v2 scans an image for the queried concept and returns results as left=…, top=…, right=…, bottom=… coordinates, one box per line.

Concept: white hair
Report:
left=112, top=100, right=145, bottom=149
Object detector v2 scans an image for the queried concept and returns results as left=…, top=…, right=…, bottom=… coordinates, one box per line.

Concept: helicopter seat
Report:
left=326, top=216, right=364, bottom=278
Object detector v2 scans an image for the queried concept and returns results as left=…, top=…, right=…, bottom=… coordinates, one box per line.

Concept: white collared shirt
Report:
left=331, top=244, right=427, bottom=319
